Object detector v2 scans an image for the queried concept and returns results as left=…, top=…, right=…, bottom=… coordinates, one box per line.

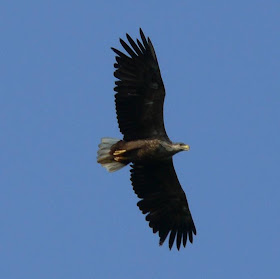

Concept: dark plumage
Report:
left=97, top=29, right=196, bottom=250
left=112, top=30, right=167, bottom=141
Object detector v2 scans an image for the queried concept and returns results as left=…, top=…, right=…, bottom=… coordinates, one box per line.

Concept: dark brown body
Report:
left=111, top=139, right=177, bottom=163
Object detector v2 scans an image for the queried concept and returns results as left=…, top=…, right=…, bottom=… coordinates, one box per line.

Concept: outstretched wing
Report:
left=112, top=29, right=169, bottom=141
left=130, top=159, right=196, bottom=250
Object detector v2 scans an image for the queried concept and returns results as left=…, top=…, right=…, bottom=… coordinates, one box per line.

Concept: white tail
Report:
left=97, top=137, right=126, bottom=172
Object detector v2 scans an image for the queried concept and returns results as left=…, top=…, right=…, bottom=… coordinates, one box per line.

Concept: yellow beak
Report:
left=182, top=144, right=190, bottom=151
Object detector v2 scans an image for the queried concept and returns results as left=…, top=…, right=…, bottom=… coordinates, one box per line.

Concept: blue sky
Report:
left=1, top=1, right=280, bottom=278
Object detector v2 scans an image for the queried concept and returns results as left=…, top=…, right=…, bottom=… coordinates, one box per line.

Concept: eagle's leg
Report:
left=113, top=150, right=126, bottom=156
left=114, top=156, right=128, bottom=162
left=113, top=149, right=129, bottom=162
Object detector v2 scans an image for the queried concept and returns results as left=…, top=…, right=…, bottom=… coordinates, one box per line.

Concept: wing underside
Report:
left=130, top=159, right=196, bottom=250
left=112, top=29, right=169, bottom=141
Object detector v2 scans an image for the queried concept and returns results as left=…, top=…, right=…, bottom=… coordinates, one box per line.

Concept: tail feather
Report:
left=97, top=137, right=127, bottom=172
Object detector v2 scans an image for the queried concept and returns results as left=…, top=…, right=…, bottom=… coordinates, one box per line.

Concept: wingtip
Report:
left=189, top=231, right=194, bottom=243
left=139, top=27, right=145, bottom=37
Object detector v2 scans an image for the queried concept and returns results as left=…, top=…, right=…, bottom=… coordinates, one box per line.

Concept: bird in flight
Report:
left=97, top=29, right=196, bottom=250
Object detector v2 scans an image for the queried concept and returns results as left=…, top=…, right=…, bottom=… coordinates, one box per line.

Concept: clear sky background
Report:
left=1, top=1, right=280, bottom=278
